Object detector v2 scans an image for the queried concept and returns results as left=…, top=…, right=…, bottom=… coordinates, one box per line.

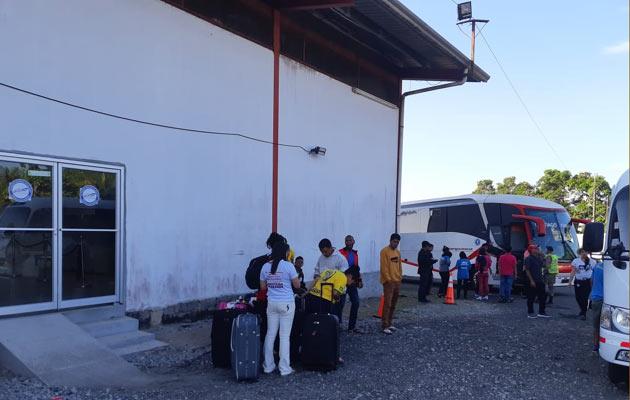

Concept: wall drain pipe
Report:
left=395, top=69, right=469, bottom=232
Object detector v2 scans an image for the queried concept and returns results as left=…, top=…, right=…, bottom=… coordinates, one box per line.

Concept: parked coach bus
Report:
left=398, top=194, right=586, bottom=288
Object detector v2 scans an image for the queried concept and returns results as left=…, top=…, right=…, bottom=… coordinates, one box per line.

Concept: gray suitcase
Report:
left=230, top=313, right=261, bottom=381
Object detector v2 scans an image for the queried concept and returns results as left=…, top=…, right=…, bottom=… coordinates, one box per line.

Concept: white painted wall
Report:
left=0, top=0, right=273, bottom=311
left=278, top=58, right=399, bottom=296
left=0, top=0, right=400, bottom=311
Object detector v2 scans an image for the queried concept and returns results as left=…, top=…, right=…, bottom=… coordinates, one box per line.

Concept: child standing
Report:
left=438, top=246, right=452, bottom=297
left=455, top=252, right=471, bottom=299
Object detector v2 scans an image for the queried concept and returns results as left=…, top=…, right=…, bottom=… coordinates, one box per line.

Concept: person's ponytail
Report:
left=270, top=242, right=289, bottom=274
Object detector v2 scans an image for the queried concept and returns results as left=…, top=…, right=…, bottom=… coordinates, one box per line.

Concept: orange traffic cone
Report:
left=373, top=295, right=385, bottom=318
left=444, top=272, right=455, bottom=304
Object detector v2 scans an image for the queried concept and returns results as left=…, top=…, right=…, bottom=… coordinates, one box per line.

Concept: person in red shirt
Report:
left=497, top=246, right=517, bottom=303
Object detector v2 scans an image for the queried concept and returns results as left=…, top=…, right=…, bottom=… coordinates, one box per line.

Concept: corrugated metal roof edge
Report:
left=382, top=0, right=490, bottom=82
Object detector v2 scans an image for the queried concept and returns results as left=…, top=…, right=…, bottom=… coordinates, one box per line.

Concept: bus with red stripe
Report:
left=398, top=194, right=584, bottom=288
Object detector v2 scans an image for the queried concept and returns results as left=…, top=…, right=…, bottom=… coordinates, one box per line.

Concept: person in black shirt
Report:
left=524, top=245, right=550, bottom=318
left=417, top=241, right=437, bottom=303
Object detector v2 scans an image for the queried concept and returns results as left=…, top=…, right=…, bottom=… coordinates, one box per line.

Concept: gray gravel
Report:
left=1, top=285, right=628, bottom=400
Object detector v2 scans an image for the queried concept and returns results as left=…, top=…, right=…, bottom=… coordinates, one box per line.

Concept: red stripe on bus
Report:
left=600, top=337, right=606, bottom=343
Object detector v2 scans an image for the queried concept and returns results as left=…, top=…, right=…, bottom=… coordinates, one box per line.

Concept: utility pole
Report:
left=592, top=173, right=597, bottom=221
left=457, top=18, right=489, bottom=76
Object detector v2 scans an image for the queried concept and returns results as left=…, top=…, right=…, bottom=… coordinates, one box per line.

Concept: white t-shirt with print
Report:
left=571, top=258, right=595, bottom=281
left=260, top=260, right=298, bottom=302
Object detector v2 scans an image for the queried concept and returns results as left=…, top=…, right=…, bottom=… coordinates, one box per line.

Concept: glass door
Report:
left=58, top=165, right=120, bottom=308
left=0, top=158, right=57, bottom=316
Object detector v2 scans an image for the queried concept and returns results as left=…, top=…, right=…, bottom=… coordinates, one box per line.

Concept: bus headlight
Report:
left=613, top=308, right=630, bottom=334
left=601, top=305, right=612, bottom=330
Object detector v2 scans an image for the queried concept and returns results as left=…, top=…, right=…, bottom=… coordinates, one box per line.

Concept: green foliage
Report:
left=473, top=179, right=496, bottom=194
left=472, top=170, right=612, bottom=223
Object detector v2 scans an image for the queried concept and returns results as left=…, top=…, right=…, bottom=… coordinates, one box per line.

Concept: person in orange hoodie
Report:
left=380, top=233, right=402, bottom=335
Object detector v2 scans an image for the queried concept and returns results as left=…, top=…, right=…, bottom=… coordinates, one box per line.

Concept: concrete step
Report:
left=98, top=330, right=157, bottom=349
left=62, top=304, right=125, bottom=324
left=79, top=316, right=138, bottom=338
left=112, top=339, right=169, bottom=356
left=0, top=313, right=153, bottom=388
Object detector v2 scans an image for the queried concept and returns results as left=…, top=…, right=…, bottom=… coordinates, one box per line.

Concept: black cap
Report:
left=422, top=240, right=433, bottom=248
left=546, top=246, right=554, bottom=252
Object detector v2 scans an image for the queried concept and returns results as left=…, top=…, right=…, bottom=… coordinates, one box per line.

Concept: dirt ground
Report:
left=1, top=284, right=628, bottom=400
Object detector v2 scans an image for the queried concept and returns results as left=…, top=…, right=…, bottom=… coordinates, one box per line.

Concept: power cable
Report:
left=0, top=81, right=310, bottom=153
left=478, top=31, right=568, bottom=170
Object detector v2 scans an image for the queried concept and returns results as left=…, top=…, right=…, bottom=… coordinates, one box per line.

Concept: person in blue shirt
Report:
left=590, top=261, right=604, bottom=353
left=455, top=252, right=472, bottom=299
left=438, top=246, right=452, bottom=297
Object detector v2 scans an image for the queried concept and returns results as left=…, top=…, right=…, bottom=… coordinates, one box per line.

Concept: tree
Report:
left=496, top=177, right=516, bottom=194
left=567, top=172, right=611, bottom=223
left=473, top=179, right=496, bottom=194
left=534, top=169, right=572, bottom=208
left=513, top=182, right=535, bottom=196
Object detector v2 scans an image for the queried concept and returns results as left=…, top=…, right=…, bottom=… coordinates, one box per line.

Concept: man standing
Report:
left=417, top=241, right=437, bottom=303
left=339, top=235, right=364, bottom=333
left=543, top=246, right=559, bottom=305
left=313, top=238, right=348, bottom=326
left=380, top=234, right=402, bottom=335
left=524, top=245, right=550, bottom=318
left=497, top=246, right=517, bottom=303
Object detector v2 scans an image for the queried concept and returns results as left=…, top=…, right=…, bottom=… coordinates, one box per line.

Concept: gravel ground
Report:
left=1, top=285, right=628, bottom=400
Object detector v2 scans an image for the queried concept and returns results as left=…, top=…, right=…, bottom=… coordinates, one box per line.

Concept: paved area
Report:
left=0, top=285, right=628, bottom=399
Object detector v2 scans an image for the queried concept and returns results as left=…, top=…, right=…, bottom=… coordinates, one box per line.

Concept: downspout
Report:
left=395, top=69, right=468, bottom=232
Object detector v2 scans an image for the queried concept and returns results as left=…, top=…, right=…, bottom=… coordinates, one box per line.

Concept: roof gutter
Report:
left=395, top=69, right=468, bottom=232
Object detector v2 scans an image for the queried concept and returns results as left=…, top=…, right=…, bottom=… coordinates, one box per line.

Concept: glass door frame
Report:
left=0, top=154, right=58, bottom=316
left=0, top=151, right=124, bottom=316
left=57, top=162, right=122, bottom=310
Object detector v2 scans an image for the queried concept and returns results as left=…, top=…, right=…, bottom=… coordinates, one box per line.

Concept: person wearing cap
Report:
left=543, top=246, right=559, bottom=305
left=524, top=245, right=550, bottom=318
left=417, top=241, right=437, bottom=303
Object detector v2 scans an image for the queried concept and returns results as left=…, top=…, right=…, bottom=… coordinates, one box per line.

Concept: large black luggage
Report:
left=301, top=283, right=339, bottom=371
left=211, top=308, right=248, bottom=368
left=230, top=313, right=261, bottom=381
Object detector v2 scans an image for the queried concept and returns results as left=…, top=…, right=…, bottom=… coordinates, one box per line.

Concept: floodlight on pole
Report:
left=457, top=2, right=472, bottom=21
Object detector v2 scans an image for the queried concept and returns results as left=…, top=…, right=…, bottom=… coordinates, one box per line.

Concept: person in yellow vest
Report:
left=544, top=246, right=559, bottom=305
left=380, top=233, right=402, bottom=335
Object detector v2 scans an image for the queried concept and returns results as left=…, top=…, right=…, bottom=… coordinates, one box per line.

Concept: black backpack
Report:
left=245, top=254, right=270, bottom=289
left=476, top=255, right=487, bottom=274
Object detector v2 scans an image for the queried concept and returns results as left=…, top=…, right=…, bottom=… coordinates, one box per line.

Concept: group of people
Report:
left=258, top=231, right=606, bottom=375
left=257, top=232, right=363, bottom=376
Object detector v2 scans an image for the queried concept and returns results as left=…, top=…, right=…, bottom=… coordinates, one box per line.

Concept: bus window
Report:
left=484, top=203, right=501, bottom=226
left=428, top=208, right=446, bottom=232
left=510, top=224, right=527, bottom=251
left=447, top=205, right=486, bottom=238
left=489, top=225, right=505, bottom=247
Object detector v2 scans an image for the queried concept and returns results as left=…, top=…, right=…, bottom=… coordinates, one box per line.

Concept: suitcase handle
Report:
left=320, top=282, right=335, bottom=314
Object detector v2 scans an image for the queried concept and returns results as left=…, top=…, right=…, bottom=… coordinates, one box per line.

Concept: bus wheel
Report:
left=607, top=362, right=629, bottom=384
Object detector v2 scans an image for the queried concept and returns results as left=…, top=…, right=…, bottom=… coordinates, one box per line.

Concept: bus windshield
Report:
left=525, top=209, right=579, bottom=261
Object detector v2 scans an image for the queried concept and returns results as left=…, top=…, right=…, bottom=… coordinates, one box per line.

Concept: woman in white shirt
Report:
left=259, top=242, right=301, bottom=376
left=569, top=248, right=596, bottom=320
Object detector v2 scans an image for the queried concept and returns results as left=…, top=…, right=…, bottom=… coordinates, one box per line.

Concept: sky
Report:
left=399, top=0, right=629, bottom=201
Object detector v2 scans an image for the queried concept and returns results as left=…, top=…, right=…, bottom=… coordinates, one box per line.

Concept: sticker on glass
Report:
left=8, top=179, right=33, bottom=202
left=79, top=185, right=100, bottom=207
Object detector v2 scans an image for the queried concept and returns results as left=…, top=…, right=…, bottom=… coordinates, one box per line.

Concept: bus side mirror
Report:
left=582, top=222, right=604, bottom=253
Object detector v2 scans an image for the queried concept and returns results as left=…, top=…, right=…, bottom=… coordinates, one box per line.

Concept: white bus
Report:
left=399, top=194, right=584, bottom=288
left=582, top=170, right=629, bottom=383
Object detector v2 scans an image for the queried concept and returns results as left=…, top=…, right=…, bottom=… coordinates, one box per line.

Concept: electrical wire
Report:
left=478, top=31, right=568, bottom=170
left=0, top=81, right=310, bottom=153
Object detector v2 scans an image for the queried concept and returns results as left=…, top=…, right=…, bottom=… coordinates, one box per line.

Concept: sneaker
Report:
left=507, top=298, right=514, bottom=303
left=280, top=369, right=295, bottom=376
left=383, top=328, right=393, bottom=335
left=592, top=346, right=599, bottom=353
left=389, top=326, right=399, bottom=332
left=498, top=299, right=506, bottom=303
left=336, top=357, right=345, bottom=366
left=350, top=328, right=364, bottom=334
left=482, top=296, right=489, bottom=300
left=528, top=314, right=538, bottom=319
left=537, top=313, right=551, bottom=318
left=475, top=296, right=482, bottom=300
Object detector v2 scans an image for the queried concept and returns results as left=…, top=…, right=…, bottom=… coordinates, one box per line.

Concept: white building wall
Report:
left=278, top=59, right=399, bottom=295
left=0, top=0, right=274, bottom=311
left=0, top=0, right=400, bottom=312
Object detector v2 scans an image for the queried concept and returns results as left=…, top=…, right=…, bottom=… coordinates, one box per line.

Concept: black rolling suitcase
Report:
left=230, top=313, right=261, bottom=381
left=301, top=283, right=339, bottom=371
left=211, top=308, right=248, bottom=368
left=290, top=297, right=306, bottom=362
